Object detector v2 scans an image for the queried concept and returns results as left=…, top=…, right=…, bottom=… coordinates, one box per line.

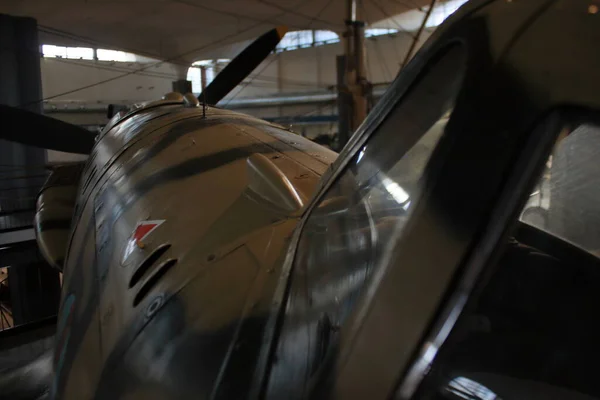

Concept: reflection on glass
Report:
left=415, top=119, right=600, bottom=400
left=381, top=176, right=410, bottom=204
left=445, top=377, right=499, bottom=400
left=267, top=112, right=451, bottom=398
left=356, top=146, right=367, bottom=164
left=520, top=124, right=600, bottom=256
left=266, top=44, right=466, bottom=399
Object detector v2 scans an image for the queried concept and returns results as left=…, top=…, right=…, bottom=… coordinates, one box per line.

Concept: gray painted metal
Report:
left=6, top=2, right=600, bottom=399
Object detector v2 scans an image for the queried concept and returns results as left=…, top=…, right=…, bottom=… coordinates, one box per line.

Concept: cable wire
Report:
left=223, top=52, right=281, bottom=106
left=48, top=57, right=180, bottom=80
left=366, top=0, right=417, bottom=38
left=171, top=0, right=307, bottom=30
left=39, top=26, right=170, bottom=64
left=27, top=0, right=335, bottom=107
left=35, top=0, right=345, bottom=103
left=360, top=1, right=393, bottom=82
left=375, top=39, right=394, bottom=81
left=390, top=0, right=428, bottom=11
left=223, top=0, right=336, bottom=105
left=49, top=56, right=330, bottom=92
left=401, top=0, right=436, bottom=69
left=257, top=0, right=346, bottom=29
left=23, top=7, right=300, bottom=107
left=306, top=0, right=335, bottom=28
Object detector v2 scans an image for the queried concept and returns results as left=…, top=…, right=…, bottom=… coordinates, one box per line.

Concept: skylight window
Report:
left=365, top=28, right=399, bottom=37
left=42, top=45, right=67, bottom=58
left=42, top=45, right=140, bottom=62
left=65, top=47, right=94, bottom=60
left=426, top=0, right=469, bottom=27
left=96, top=49, right=137, bottom=62
left=187, top=59, right=231, bottom=94
left=314, top=30, right=340, bottom=45
left=276, top=30, right=340, bottom=52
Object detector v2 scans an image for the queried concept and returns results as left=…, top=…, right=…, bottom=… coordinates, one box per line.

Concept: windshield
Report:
left=414, top=117, right=600, bottom=400
left=521, top=123, right=600, bottom=256
left=266, top=44, right=467, bottom=399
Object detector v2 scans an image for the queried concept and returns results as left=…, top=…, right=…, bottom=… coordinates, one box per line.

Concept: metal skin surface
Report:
left=263, top=1, right=600, bottom=399
left=9, top=1, right=600, bottom=399
left=35, top=163, right=85, bottom=271
left=51, top=102, right=335, bottom=399
left=0, top=350, right=53, bottom=399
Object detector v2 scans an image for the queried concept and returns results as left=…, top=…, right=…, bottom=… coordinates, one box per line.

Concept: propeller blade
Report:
left=199, top=26, right=288, bottom=105
left=0, top=104, right=96, bottom=154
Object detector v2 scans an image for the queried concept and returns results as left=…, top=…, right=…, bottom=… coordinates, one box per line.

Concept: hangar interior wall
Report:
left=42, top=30, right=431, bottom=141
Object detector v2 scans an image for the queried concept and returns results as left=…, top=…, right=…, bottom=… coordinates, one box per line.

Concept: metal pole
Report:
left=401, top=0, right=436, bottom=70
left=200, top=66, right=208, bottom=91
left=349, top=0, right=357, bottom=22
left=337, top=0, right=370, bottom=149
left=337, top=55, right=351, bottom=149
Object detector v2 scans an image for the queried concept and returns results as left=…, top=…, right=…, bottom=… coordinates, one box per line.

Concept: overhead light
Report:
left=446, top=376, right=498, bottom=400
left=356, top=146, right=366, bottom=163
left=381, top=177, right=410, bottom=204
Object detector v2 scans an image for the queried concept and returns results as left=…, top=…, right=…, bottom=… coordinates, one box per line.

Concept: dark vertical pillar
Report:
left=200, top=66, right=208, bottom=91
left=172, top=79, right=192, bottom=94
left=9, top=263, right=61, bottom=325
left=0, top=14, right=47, bottom=201
left=0, top=14, right=60, bottom=326
left=337, top=0, right=370, bottom=151
left=336, top=55, right=352, bottom=150
left=0, top=14, right=46, bottom=168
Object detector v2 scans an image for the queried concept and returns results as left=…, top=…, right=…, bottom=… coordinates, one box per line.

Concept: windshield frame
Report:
left=398, top=108, right=593, bottom=397
left=519, top=115, right=600, bottom=259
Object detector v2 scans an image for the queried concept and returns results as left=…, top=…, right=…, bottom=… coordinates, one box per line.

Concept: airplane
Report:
left=1, top=0, right=600, bottom=398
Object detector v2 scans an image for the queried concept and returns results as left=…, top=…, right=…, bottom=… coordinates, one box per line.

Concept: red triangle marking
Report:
left=133, top=222, right=159, bottom=242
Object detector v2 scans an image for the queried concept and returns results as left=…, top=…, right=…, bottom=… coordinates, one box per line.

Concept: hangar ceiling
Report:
left=0, top=0, right=435, bottom=64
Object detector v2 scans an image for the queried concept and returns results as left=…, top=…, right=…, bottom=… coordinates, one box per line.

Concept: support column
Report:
left=336, top=0, right=372, bottom=149
left=213, top=59, right=222, bottom=75
left=0, top=14, right=47, bottom=228
left=336, top=55, right=352, bottom=148
left=171, top=62, right=192, bottom=94
left=0, top=14, right=46, bottom=179
left=9, top=262, right=61, bottom=325
left=172, top=79, right=192, bottom=94
left=0, top=14, right=60, bottom=326
left=277, top=56, right=284, bottom=118
left=200, top=66, right=208, bottom=91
